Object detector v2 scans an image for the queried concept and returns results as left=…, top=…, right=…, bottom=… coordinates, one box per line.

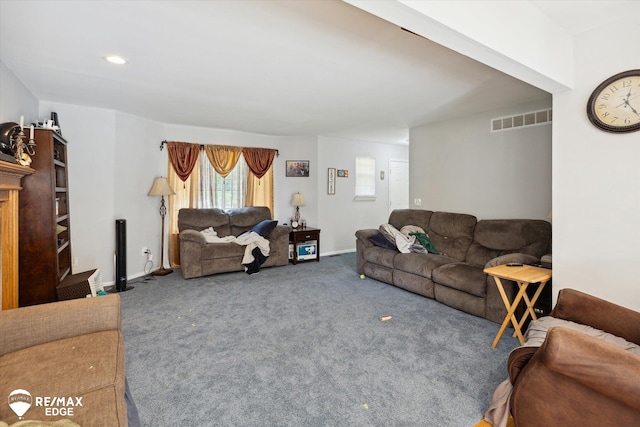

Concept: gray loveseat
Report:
left=179, top=207, right=291, bottom=279
left=355, top=209, right=551, bottom=324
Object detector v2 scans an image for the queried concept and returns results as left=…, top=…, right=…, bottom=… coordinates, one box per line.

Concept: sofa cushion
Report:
left=388, top=209, right=433, bottom=231
left=0, top=331, right=126, bottom=425
left=465, top=219, right=551, bottom=266
left=228, top=206, right=272, bottom=236
left=179, top=208, right=230, bottom=236
left=251, top=219, right=278, bottom=237
left=363, top=246, right=397, bottom=269
left=393, top=253, right=457, bottom=279
left=432, top=262, right=487, bottom=297
left=201, top=241, right=245, bottom=259
left=427, top=212, right=477, bottom=260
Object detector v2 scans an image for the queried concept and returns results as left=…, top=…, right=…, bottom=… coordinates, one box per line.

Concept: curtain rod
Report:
left=160, top=140, right=279, bottom=157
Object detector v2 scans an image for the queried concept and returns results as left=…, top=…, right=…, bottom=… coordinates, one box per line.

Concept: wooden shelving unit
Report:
left=19, top=128, right=72, bottom=306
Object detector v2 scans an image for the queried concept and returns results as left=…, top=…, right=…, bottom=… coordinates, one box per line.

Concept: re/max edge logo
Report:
left=8, top=389, right=82, bottom=418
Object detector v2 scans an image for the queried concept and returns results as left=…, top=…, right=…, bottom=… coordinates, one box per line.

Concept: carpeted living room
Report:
left=119, top=253, right=520, bottom=426
left=1, top=1, right=640, bottom=427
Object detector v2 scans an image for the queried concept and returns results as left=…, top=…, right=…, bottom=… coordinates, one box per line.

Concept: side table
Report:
left=289, top=227, right=321, bottom=264
left=484, top=264, right=552, bottom=348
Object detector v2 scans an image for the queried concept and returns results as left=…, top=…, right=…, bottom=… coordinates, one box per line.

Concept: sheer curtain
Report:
left=199, top=153, right=248, bottom=210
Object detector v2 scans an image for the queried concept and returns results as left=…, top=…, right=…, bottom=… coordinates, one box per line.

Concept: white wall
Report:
left=376, top=2, right=640, bottom=312
left=37, top=102, right=165, bottom=284
left=162, top=125, right=320, bottom=224
left=113, top=112, right=166, bottom=276
left=318, top=136, right=409, bottom=254
left=273, top=135, right=320, bottom=227
left=1, top=76, right=401, bottom=284
left=410, top=99, right=552, bottom=220
left=553, top=19, right=640, bottom=311
left=0, top=61, right=38, bottom=126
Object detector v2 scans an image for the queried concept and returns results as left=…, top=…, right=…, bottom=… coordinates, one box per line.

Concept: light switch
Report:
left=414, top=198, right=422, bottom=206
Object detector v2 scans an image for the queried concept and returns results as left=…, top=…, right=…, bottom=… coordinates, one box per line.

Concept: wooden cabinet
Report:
left=19, top=129, right=72, bottom=306
left=0, top=161, right=33, bottom=310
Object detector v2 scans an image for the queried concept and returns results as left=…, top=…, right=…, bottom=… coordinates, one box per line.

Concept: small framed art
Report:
left=286, top=160, right=309, bottom=177
left=328, top=168, right=336, bottom=194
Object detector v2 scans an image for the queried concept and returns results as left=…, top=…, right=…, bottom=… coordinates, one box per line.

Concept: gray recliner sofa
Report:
left=355, top=209, right=551, bottom=324
left=178, top=207, right=291, bottom=279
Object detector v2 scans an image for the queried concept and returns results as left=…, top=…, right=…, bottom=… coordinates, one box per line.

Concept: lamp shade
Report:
left=148, top=177, right=175, bottom=196
left=291, top=192, right=305, bottom=206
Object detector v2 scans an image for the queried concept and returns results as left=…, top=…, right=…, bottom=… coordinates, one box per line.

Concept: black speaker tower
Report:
left=108, top=219, right=134, bottom=292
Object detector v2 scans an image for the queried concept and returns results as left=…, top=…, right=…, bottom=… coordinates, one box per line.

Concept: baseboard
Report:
left=321, top=248, right=356, bottom=257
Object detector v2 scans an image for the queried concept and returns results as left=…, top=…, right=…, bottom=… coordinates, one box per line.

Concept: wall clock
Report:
left=586, top=69, right=640, bottom=133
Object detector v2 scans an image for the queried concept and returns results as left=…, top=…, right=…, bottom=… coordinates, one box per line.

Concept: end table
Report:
left=484, top=264, right=552, bottom=348
left=289, top=227, right=321, bottom=264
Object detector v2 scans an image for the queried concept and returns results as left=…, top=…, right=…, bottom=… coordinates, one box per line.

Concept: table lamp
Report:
left=291, top=192, right=305, bottom=227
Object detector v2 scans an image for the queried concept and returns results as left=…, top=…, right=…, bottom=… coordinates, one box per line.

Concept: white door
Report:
left=389, top=159, right=409, bottom=215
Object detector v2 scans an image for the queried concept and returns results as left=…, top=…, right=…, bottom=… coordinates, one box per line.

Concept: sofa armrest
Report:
left=355, top=229, right=378, bottom=248
left=533, top=327, right=640, bottom=411
left=179, top=229, right=207, bottom=246
left=0, top=294, right=121, bottom=356
left=485, top=253, right=541, bottom=268
left=269, top=224, right=292, bottom=242
left=508, top=346, right=539, bottom=383
left=551, top=288, right=640, bottom=345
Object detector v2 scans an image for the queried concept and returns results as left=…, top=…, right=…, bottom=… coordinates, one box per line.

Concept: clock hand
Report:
left=626, top=101, right=640, bottom=117
left=616, top=90, right=632, bottom=109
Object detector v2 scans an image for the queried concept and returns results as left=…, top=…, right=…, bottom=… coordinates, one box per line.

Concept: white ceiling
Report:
left=0, top=1, right=628, bottom=144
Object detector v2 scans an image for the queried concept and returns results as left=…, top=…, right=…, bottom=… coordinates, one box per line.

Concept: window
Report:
left=355, top=156, right=376, bottom=200
left=198, top=154, right=248, bottom=210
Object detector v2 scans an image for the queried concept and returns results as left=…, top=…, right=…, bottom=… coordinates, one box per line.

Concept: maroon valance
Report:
left=242, top=147, right=276, bottom=179
left=167, top=141, right=200, bottom=181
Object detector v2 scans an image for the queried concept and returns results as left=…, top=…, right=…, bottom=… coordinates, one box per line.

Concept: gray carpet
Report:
left=119, top=253, right=518, bottom=426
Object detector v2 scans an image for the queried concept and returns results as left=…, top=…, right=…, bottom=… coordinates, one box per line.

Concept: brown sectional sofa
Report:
left=178, top=206, right=291, bottom=279
left=0, top=295, right=136, bottom=426
left=356, top=209, right=551, bottom=324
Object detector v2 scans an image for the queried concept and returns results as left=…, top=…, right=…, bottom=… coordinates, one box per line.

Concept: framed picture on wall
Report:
left=286, top=160, right=309, bottom=177
left=328, top=168, right=336, bottom=194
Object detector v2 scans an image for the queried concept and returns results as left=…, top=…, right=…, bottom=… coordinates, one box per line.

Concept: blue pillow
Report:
left=251, top=220, right=278, bottom=237
left=369, top=232, right=397, bottom=250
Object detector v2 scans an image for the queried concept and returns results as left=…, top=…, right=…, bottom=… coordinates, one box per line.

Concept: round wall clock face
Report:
left=587, top=69, right=640, bottom=133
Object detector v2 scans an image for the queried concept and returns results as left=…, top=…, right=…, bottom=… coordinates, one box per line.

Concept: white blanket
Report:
left=235, top=231, right=270, bottom=266
left=200, top=227, right=270, bottom=267
left=379, top=223, right=426, bottom=253
left=200, top=227, right=236, bottom=243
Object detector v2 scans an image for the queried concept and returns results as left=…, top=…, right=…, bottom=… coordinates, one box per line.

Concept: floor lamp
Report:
left=148, top=177, right=175, bottom=276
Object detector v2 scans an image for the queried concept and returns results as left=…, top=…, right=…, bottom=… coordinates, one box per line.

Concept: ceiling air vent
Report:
left=491, top=108, right=552, bottom=132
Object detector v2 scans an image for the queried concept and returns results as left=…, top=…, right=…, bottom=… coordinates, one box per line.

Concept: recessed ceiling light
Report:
left=105, top=55, right=127, bottom=65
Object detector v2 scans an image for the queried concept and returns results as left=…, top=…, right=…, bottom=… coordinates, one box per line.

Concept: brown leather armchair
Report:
left=508, top=288, right=640, bottom=426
